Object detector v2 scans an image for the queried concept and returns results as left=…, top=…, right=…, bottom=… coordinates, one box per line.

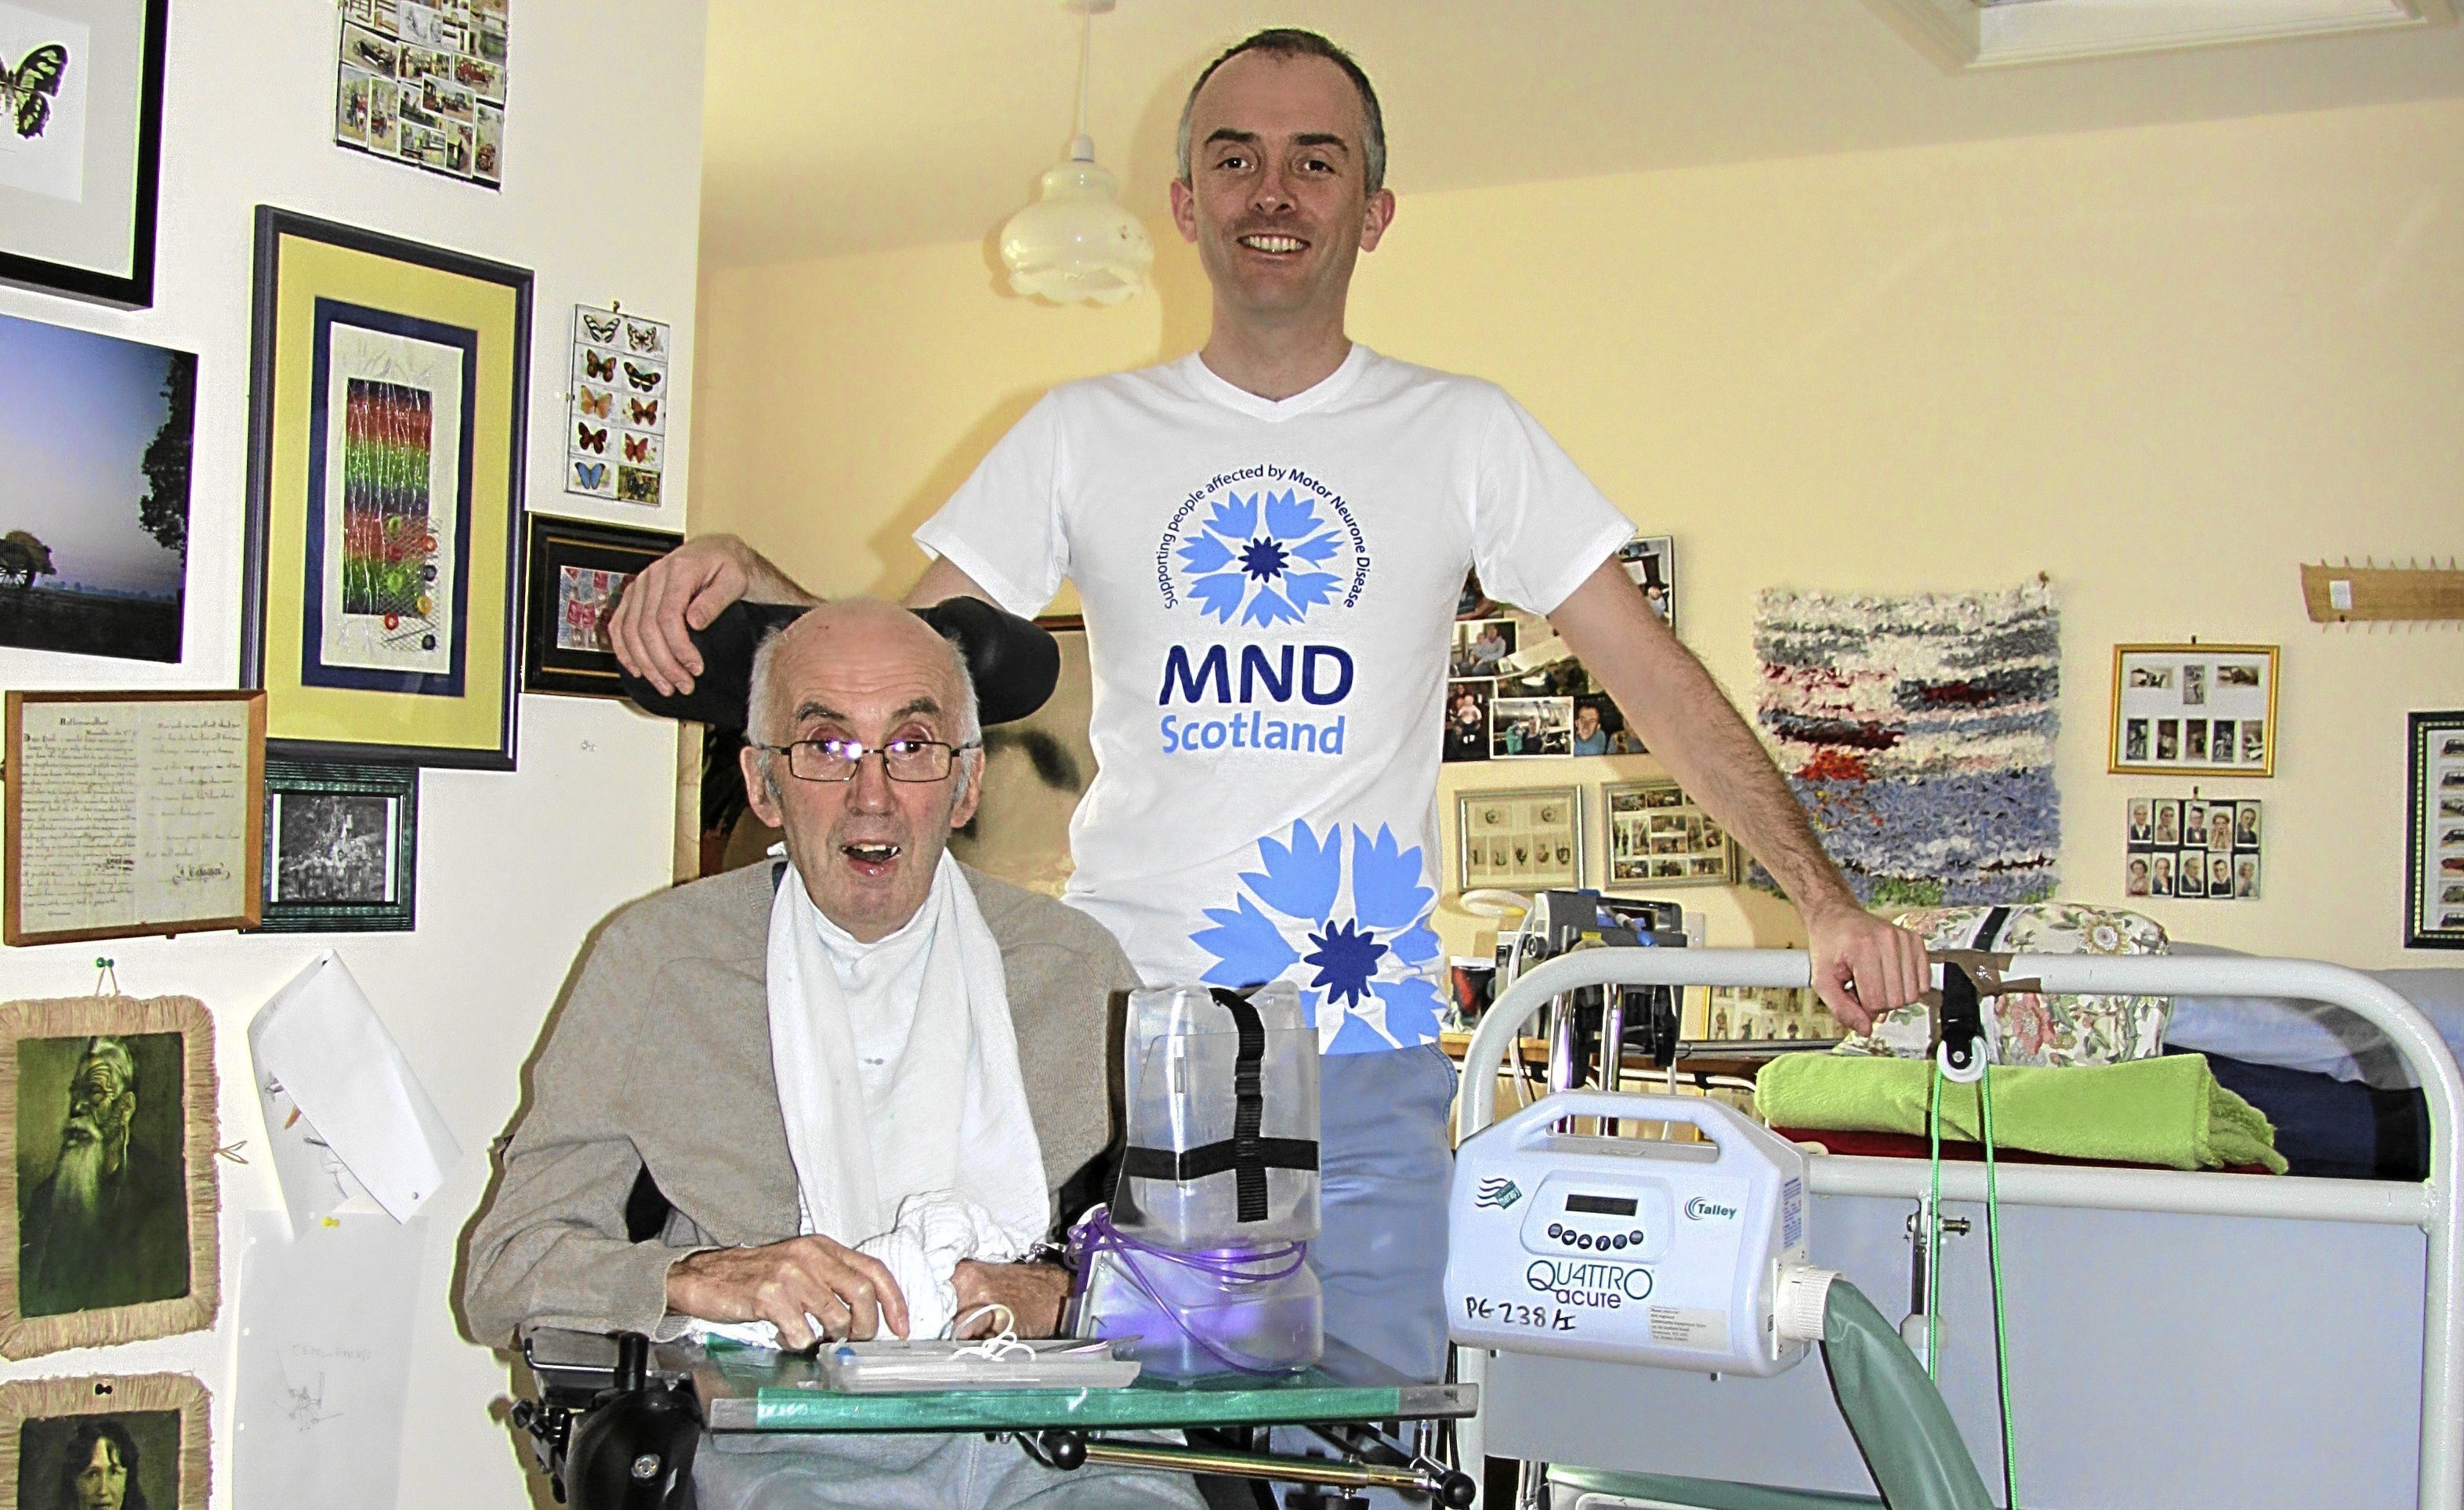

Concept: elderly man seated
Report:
left=463, top=599, right=1203, bottom=1510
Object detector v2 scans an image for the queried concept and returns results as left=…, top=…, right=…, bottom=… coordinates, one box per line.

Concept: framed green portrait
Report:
left=0, top=996, right=219, bottom=1360
left=241, top=207, right=533, bottom=769
left=0, top=1373, right=209, bottom=1510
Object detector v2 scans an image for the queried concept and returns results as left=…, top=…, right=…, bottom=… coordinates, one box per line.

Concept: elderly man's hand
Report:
left=665, top=1236, right=910, bottom=1348
left=1804, top=903, right=1930, bottom=1034
left=950, top=1260, right=1072, bottom=1339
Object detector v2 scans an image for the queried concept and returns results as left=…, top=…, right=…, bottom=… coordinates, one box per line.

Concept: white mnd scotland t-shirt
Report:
left=917, top=346, right=1632, bottom=1055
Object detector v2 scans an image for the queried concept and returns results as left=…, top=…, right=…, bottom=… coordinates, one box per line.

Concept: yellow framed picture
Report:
left=2108, top=643, right=2278, bottom=779
left=241, top=207, right=532, bottom=769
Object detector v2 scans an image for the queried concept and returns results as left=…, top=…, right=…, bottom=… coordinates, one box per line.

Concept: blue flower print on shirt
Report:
left=1188, top=820, right=1447, bottom=1052
left=1176, top=489, right=1344, bottom=627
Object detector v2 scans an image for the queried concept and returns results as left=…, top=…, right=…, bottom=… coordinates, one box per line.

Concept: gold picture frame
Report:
left=0, top=996, right=220, bottom=1360
left=1455, top=786, right=1585, bottom=893
left=241, top=207, right=533, bottom=768
left=0, top=1373, right=210, bottom=1508
left=2108, top=643, right=2278, bottom=778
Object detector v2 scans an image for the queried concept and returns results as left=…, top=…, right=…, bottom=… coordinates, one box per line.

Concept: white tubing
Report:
left=1452, top=947, right=2463, bottom=1510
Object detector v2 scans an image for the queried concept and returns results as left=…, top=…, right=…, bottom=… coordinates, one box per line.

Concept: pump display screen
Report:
left=1564, top=1193, right=1638, bottom=1216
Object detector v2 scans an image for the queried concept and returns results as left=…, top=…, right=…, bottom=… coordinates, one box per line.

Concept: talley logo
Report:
left=1684, top=1197, right=1738, bottom=1222
left=1475, top=1177, right=1524, bottom=1211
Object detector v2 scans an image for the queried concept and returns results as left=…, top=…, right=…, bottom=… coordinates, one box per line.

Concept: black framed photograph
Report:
left=252, top=759, right=418, bottom=933
left=0, top=0, right=167, bottom=306
left=520, top=513, right=679, bottom=697
left=2408, top=711, right=2464, bottom=950
left=241, top=207, right=532, bottom=769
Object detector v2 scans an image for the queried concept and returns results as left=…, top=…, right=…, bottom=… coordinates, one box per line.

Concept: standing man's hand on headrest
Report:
left=610, top=533, right=815, bottom=698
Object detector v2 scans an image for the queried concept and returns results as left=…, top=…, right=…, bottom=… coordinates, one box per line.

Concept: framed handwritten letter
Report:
left=2, top=692, right=265, bottom=947
left=241, top=207, right=531, bottom=768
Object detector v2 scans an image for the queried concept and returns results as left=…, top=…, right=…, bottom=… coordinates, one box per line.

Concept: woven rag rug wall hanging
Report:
left=1752, top=581, right=2060, bottom=907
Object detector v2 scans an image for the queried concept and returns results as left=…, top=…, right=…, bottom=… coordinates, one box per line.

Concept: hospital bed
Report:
left=1453, top=947, right=2463, bottom=1509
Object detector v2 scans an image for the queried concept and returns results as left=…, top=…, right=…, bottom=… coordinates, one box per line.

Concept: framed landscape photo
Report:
left=1456, top=786, right=1584, bottom=893
left=0, top=994, right=219, bottom=1360
left=520, top=514, right=680, bottom=697
left=253, top=759, right=418, bottom=933
left=0, top=0, right=168, bottom=306
left=2408, top=711, right=2464, bottom=950
left=0, top=1373, right=209, bottom=1509
left=241, top=207, right=532, bottom=769
left=2109, top=643, right=2277, bottom=778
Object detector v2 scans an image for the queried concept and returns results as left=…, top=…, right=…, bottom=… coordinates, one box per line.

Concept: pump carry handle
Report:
left=1482, top=1088, right=1770, bottom=1156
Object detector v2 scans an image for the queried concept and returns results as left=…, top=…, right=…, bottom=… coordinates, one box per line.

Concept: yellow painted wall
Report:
left=694, top=95, right=2464, bottom=969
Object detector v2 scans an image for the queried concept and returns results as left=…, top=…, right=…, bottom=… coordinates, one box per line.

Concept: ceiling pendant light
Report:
left=999, top=0, right=1152, bottom=306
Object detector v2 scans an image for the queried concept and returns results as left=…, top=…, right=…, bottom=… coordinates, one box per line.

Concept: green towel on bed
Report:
left=1755, top=1052, right=2287, bottom=1175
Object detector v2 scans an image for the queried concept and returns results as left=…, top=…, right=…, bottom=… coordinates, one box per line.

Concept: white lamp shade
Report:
left=1000, top=144, right=1153, bottom=306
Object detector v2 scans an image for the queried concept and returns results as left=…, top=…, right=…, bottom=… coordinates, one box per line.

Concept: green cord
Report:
left=1981, top=1064, right=2020, bottom=1508
left=1926, top=1064, right=1944, bottom=1381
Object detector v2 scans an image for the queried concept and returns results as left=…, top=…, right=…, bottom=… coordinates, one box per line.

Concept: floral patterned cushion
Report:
left=1842, top=903, right=2171, bottom=1067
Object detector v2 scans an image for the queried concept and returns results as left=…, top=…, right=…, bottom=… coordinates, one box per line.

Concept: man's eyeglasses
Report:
left=752, top=736, right=980, bottom=784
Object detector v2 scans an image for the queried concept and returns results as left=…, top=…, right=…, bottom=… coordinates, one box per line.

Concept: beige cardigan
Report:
left=460, top=860, right=1136, bottom=1345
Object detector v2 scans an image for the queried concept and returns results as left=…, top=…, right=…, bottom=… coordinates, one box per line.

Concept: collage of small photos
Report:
left=2125, top=795, right=2263, bottom=902
left=2420, top=721, right=2464, bottom=942
left=566, top=305, right=669, bottom=505
left=1605, top=780, right=1736, bottom=889
left=2111, top=645, right=2275, bottom=776
left=1444, top=534, right=1672, bottom=763
left=333, top=0, right=509, bottom=188
left=1698, top=983, right=1840, bottom=1045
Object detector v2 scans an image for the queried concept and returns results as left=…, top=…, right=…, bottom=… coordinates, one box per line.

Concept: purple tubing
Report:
left=1067, top=1208, right=1312, bottom=1377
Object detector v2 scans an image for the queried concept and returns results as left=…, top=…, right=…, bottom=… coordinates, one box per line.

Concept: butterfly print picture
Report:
left=579, top=310, right=621, bottom=345
left=583, top=349, right=615, bottom=382
left=626, top=397, right=660, bottom=428
left=573, top=460, right=611, bottom=491
left=576, top=386, right=613, bottom=418
left=625, top=320, right=663, bottom=355
left=622, top=360, right=664, bottom=394
left=575, top=423, right=608, bottom=453
left=569, top=306, right=669, bottom=502
left=2, top=42, right=67, bottom=139
left=622, top=433, right=655, bottom=463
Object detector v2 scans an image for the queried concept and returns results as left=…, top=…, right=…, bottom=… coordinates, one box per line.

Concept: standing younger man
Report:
left=614, top=30, right=1926, bottom=1385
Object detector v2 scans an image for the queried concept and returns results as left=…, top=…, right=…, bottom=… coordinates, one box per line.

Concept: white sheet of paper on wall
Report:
left=256, top=1068, right=386, bottom=1237
left=236, top=1210, right=423, bottom=1510
left=249, top=951, right=462, bottom=1223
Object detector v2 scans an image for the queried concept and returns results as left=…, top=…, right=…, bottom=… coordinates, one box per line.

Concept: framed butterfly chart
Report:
left=0, top=0, right=168, bottom=306
left=241, top=208, right=532, bottom=770
left=567, top=303, right=669, bottom=507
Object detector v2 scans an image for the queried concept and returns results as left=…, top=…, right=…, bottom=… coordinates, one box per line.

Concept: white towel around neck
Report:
left=762, top=852, right=1046, bottom=1331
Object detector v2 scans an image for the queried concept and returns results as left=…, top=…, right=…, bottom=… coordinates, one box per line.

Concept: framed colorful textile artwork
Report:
left=241, top=207, right=531, bottom=769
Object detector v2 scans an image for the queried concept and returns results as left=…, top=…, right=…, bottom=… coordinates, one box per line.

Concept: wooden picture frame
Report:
left=0, top=0, right=168, bottom=307
left=0, top=995, right=219, bottom=1360
left=2108, top=643, right=2278, bottom=777
left=0, top=1373, right=209, bottom=1508
left=1456, top=786, right=1585, bottom=893
left=241, top=207, right=532, bottom=769
left=3, top=692, right=265, bottom=947
left=1602, top=778, right=1737, bottom=890
left=2408, top=711, right=2464, bottom=951
left=520, top=514, right=681, bottom=697
left=252, top=759, right=419, bottom=933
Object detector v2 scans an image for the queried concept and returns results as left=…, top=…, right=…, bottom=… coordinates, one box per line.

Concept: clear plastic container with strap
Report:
left=1114, top=981, right=1321, bottom=1247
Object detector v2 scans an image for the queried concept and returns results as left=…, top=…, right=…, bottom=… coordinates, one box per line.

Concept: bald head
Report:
left=748, top=600, right=978, bottom=751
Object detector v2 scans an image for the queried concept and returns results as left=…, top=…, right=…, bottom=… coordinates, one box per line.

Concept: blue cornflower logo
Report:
left=1176, top=489, right=1343, bottom=627
left=1190, top=820, right=1446, bottom=1052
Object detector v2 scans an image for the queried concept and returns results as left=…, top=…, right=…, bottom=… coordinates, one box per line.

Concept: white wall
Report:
left=0, top=3, right=705, bottom=1505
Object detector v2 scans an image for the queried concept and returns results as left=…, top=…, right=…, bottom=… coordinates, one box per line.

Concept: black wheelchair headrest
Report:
left=618, top=596, right=1060, bottom=731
